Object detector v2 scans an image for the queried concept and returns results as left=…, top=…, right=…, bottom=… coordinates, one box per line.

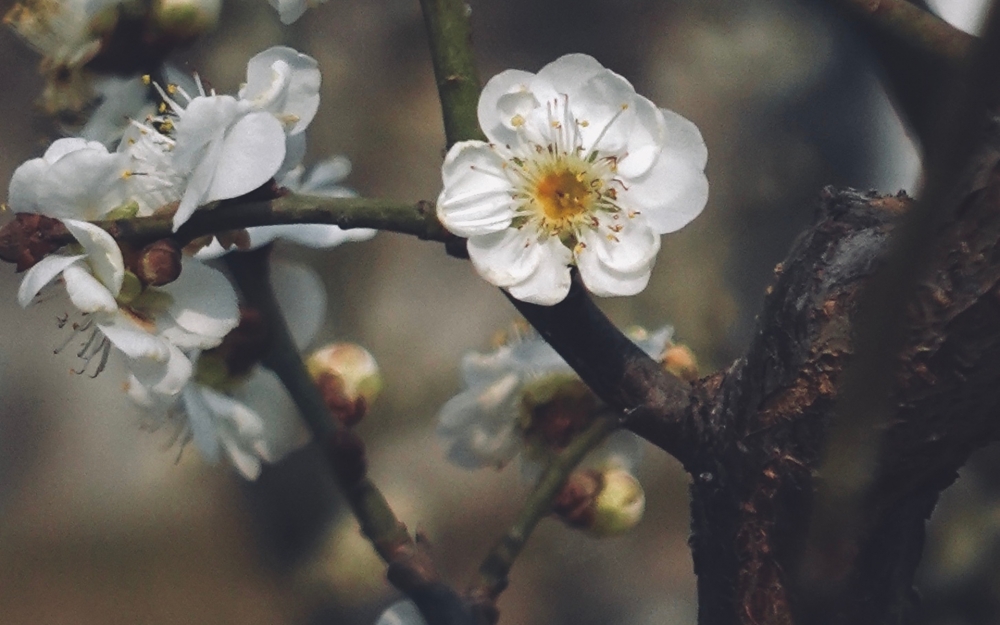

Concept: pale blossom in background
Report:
left=436, top=53, right=709, bottom=305
left=437, top=324, right=673, bottom=479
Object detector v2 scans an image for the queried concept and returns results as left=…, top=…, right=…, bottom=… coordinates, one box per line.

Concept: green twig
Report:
left=419, top=0, right=485, bottom=146
left=473, top=416, right=617, bottom=601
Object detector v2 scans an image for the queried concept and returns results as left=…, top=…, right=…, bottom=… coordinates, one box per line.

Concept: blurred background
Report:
left=0, top=0, right=996, bottom=623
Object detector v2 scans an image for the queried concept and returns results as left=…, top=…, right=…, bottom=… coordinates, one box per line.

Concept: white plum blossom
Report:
left=438, top=324, right=673, bottom=479
left=436, top=53, right=709, bottom=305
left=17, top=220, right=239, bottom=397
left=126, top=259, right=320, bottom=479
left=8, top=138, right=128, bottom=220
left=196, top=154, right=376, bottom=258
left=239, top=46, right=321, bottom=136
left=148, top=46, right=321, bottom=230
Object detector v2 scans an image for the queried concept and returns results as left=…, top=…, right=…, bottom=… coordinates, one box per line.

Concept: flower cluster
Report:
left=437, top=323, right=674, bottom=479
left=9, top=45, right=375, bottom=478
left=437, top=53, right=709, bottom=305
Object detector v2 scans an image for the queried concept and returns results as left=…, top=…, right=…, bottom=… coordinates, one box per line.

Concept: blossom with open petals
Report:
left=18, top=220, right=239, bottom=396
left=437, top=53, right=709, bottom=305
left=150, top=46, right=321, bottom=230
left=438, top=324, right=672, bottom=478
left=126, top=259, right=319, bottom=478
left=8, top=138, right=128, bottom=220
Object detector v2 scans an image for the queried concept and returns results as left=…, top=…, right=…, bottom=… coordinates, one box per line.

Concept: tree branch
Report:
left=418, top=0, right=485, bottom=147
left=0, top=194, right=455, bottom=267
left=796, top=2, right=1000, bottom=619
left=507, top=280, right=698, bottom=467
left=225, top=248, right=476, bottom=625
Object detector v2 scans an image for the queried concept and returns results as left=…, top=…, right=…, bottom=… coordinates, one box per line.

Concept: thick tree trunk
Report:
left=685, top=164, right=1000, bottom=624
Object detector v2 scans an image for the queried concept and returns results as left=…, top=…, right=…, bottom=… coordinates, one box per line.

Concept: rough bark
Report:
left=681, top=147, right=1000, bottom=625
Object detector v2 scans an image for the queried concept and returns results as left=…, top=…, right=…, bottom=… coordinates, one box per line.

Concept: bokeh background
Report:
left=0, top=0, right=996, bottom=623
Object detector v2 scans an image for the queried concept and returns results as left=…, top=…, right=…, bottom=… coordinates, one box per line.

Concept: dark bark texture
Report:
left=680, top=145, right=1000, bottom=625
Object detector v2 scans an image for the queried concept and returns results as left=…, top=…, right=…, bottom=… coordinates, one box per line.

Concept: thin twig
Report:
left=472, top=416, right=617, bottom=602
left=225, top=248, right=475, bottom=625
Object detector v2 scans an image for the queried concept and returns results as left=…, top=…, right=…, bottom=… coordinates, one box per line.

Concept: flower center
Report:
left=534, top=170, right=592, bottom=222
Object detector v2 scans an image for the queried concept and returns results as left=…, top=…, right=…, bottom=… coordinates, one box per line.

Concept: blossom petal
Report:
left=161, top=258, right=239, bottom=344
left=613, top=96, right=666, bottom=179
left=205, top=112, right=286, bottom=204
left=624, top=149, right=709, bottom=234
left=98, top=315, right=170, bottom=360
left=11, top=139, right=128, bottom=220
left=566, top=70, right=643, bottom=157
left=295, top=155, right=353, bottom=195
left=127, top=340, right=193, bottom=396
left=437, top=142, right=515, bottom=237
left=221, top=436, right=263, bottom=480
left=183, top=386, right=221, bottom=463
left=239, top=368, right=309, bottom=461
left=478, top=69, right=536, bottom=146
left=63, top=219, right=124, bottom=295
left=466, top=228, right=543, bottom=287
left=662, top=108, right=708, bottom=170
left=249, top=224, right=376, bottom=249
left=240, top=46, right=321, bottom=135
left=7, top=158, right=47, bottom=213
left=17, top=254, right=85, bottom=307
left=576, top=215, right=660, bottom=297
left=271, top=259, right=325, bottom=349
left=468, top=229, right=573, bottom=305
left=534, top=53, right=608, bottom=98
left=437, top=373, right=522, bottom=469
left=63, top=264, right=118, bottom=313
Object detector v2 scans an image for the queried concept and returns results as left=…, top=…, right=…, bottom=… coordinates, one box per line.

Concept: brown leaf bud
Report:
left=135, top=238, right=182, bottom=286
left=0, top=213, right=68, bottom=271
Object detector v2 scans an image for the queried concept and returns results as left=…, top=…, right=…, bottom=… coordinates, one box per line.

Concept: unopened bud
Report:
left=662, top=344, right=699, bottom=382
left=553, top=468, right=645, bottom=537
left=136, top=238, right=182, bottom=286
left=307, top=343, right=382, bottom=427
left=151, top=0, right=221, bottom=39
